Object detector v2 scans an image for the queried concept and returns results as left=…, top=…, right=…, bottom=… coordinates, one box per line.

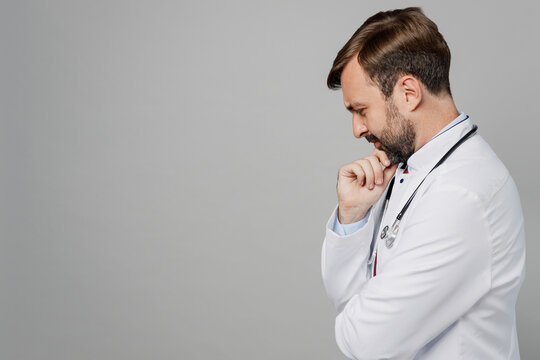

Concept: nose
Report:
left=352, top=112, right=369, bottom=138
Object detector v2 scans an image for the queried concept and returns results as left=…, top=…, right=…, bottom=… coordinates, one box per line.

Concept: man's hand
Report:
left=336, top=148, right=398, bottom=224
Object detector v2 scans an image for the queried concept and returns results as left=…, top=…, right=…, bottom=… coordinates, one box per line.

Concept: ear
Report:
left=394, top=75, right=422, bottom=112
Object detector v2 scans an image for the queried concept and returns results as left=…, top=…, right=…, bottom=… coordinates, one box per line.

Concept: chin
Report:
left=386, top=153, right=402, bottom=166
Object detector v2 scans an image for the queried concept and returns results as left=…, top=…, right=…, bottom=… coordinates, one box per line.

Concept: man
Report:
left=321, top=7, right=526, bottom=360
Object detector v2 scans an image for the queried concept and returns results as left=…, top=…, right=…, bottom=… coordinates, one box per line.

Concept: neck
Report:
left=413, top=97, right=460, bottom=152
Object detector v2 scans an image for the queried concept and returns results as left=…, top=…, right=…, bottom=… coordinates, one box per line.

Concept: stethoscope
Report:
left=377, top=123, right=479, bottom=250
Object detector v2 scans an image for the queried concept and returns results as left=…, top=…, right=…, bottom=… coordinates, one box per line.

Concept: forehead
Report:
left=341, top=57, right=381, bottom=107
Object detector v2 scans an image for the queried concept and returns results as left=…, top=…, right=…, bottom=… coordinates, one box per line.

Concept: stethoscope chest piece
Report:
left=385, top=226, right=397, bottom=248
left=380, top=225, right=389, bottom=239
left=380, top=222, right=398, bottom=248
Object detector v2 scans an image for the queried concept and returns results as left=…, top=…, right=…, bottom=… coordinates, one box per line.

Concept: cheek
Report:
left=367, top=110, right=386, bottom=133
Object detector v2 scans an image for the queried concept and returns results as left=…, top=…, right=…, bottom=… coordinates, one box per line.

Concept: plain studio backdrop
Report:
left=2, top=0, right=539, bottom=359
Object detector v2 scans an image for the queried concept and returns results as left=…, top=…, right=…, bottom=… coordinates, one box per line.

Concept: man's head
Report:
left=327, top=7, right=454, bottom=164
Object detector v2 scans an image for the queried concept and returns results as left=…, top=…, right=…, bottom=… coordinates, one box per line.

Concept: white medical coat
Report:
left=321, top=116, right=526, bottom=359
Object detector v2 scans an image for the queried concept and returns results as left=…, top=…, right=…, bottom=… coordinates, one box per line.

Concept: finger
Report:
left=365, top=155, right=384, bottom=186
left=382, top=163, right=399, bottom=186
left=371, top=148, right=391, bottom=167
left=353, top=159, right=375, bottom=190
left=339, top=163, right=366, bottom=186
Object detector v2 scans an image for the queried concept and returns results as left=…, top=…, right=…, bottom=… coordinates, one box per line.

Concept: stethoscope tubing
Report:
left=379, top=123, right=479, bottom=248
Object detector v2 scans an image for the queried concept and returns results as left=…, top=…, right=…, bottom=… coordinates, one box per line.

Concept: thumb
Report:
left=382, top=163, right=399, bottom=186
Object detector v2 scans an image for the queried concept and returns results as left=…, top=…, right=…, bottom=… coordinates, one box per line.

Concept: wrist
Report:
left=337, top=205, right=368, bottom=224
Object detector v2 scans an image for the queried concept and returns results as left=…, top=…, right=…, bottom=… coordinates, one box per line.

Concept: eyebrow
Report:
left=345, top=101, right=367, bottom=111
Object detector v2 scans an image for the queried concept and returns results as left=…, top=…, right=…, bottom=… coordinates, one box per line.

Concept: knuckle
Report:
left=353, top=160, right=367, bottom=169
left=355, top=158, right=367, bottom=165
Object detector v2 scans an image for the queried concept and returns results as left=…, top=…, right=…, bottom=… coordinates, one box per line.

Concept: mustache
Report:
left=365, top=134, right=380, bottom=144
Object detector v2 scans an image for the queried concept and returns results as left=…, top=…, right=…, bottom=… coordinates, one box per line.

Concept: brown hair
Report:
left=327, top=7, right=452, bottom=99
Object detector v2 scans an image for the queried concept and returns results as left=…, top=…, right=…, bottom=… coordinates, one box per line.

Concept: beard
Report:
left=365, top=98, right=416, bottom=166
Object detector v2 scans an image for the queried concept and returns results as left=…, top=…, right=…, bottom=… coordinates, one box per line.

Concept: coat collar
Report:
left=401, top=112, right=472, bottom=174
left=381, top=112, right=475, bottom=235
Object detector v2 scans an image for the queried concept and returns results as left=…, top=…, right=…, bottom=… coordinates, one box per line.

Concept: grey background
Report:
left=2, top=0, right=539, bottom=359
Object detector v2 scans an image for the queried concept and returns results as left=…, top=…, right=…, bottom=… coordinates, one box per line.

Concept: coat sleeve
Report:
left=332, top=206, right=370, bottom=236
left=321, top=203, right=377, bottom=313
left=334, top=185, right=492, bottom=360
